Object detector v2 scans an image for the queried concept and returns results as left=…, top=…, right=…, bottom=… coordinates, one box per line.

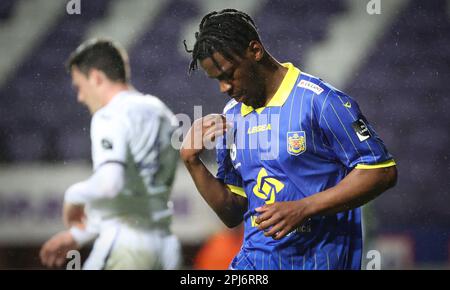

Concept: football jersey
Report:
left=216, top=63, right=395, bottom=270
left=87, top=90, right=179, bottom=230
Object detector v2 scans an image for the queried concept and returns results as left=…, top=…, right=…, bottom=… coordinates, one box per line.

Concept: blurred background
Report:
left=0, top=0, right=449, bottom=269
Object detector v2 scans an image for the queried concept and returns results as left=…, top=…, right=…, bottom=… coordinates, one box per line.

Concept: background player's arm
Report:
left=180, top=114, right=247, bottom=228
left=40, top=163, right=124, bottom=268
left=63, top=163, right=124, bottom=229
left=64, top=163, right=125, bottom=206
left=39, top=230, right=79, bottom=268
left=40, top=207, right=103, bottom=268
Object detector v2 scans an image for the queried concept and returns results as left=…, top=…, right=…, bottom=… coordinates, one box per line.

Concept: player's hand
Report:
left=63, top=202, right=86, bottom=228
left=39, top=230, right=80, bottom=268
left=255, top=200, right=312, bottom=240
left=180, top=114, right=230, bottom=162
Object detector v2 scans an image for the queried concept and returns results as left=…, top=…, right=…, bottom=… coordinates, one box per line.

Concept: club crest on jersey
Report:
left=287, top=131, right=306, bottom=155
left=101, top=138, right=113, bottom=150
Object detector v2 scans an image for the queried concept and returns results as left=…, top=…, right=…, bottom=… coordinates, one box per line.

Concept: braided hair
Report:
left=185, top=9, right=260, bottom=73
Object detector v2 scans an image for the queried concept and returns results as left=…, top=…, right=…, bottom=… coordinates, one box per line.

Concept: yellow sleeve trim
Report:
left=226, top=184, right=247, bottom=198
left=355, top=159, right=396, bottom=169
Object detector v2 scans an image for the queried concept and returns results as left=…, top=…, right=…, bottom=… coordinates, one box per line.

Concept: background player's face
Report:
left=200, top=51, right=266, bottom=108
left=71, top=67, right=103, bottom=114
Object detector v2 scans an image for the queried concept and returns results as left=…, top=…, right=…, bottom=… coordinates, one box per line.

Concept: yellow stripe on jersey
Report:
left=241, top=63, right=301, bottom=116
left=355, top=159, right=396, bottom=169
left=227, top=184, right=247, bottom=198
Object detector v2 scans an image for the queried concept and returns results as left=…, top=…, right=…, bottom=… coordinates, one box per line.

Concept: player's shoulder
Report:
left=296, top=72, right=333, bottom=98
left=222, top=99, right=240, bottom=115
left=112, top=91, right=170, bottom=115
left=92, top=91, right=146, bottom=124
left=123, top=92, right=178, bottom=128
left=297, top=72, right=354, bottom=107
left=92, top=105, right=114, bottom=124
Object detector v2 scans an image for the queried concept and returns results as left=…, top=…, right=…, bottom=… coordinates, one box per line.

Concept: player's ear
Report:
left=247, top=40, right=264, bottom=62
left=88, top=69, right=103, bottom=86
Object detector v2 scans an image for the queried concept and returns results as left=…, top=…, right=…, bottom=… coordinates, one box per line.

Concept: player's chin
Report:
left=244, top=97, right=264, bottom=108
left=239, top=96, right=256, bottom=107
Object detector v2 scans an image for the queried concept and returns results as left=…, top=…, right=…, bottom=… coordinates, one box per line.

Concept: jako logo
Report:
left=66, top=0, right=81, bottom=15
left=366, top=0, right=381, bottom=15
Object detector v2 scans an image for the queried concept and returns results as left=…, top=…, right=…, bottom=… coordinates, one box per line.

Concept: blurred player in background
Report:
left=40, top=39, right=181, bottom=270
left=181, top=9, right=397, bottom=269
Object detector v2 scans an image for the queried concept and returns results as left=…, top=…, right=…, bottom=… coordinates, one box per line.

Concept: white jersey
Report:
left=86, top=90, right=179, bottom=232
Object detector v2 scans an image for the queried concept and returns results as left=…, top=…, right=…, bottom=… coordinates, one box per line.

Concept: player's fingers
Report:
left=47, top=247, right=63, bottom=268
left=273, top=227, right=291, bottom=240
left=55, top=254, right=66, bottom=267
left=264, top=224, right=283, bottom=239
left=209, top=126, right=227, bottom=138
left=204, top=123, right=225, bottom=136
left=255, top=204, right=270, bottom=213
left=41, top=251, right=53, bottom=267
left=40, top=248, right=50, bottom=265
left=257, top=213, right=280, bottom=231
left=203, top=127, right=226, bottom=142
left=255, top=215, right=274, bottom=229
left=40, top=249, right=49, bottom=266
left=264, top=221, right=285, bottom=238
left=255, top=211, right=271, bottom=227
left=255, top=206, right=274, bottom=225
left=202, top=114, right=225, bottom=128
left=46, top=252, right=57, bottom=268
left=40, top=242, right=54, bottom=265
left=203, top=114, right=222, bottom=122
left=203, top=122, right=225, bottom=134
left=39, top=245, right=46, bottom=262
left=202, top=117, right=225, bottom=135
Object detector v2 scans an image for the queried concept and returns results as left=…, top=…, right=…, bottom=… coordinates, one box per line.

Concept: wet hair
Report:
left=185, top=8, right=260, bottom=73
left=66, top=38, right=130, bottom=82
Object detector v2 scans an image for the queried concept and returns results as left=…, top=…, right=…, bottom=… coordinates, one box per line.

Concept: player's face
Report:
left=71, top=67, right=102, bottom=114
left=200, top=51, right=266, bottom=108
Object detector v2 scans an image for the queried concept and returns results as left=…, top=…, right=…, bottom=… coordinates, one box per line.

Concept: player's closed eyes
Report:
left=218, top=67, right=236, bottom=82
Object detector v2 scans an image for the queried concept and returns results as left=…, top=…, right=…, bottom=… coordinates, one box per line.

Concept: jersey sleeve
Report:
left=216, top=134, right=246, bottom=198
left=215, top=118, right=246, bottom=198
left=90, top=112, right=128, bottom=170
left=317, top=90, right=395, bottom=169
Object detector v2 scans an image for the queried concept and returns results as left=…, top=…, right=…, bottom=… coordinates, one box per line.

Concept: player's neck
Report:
left=102, top=83, right=131, bottom=106
left=261, top=56, right=288, bottom=106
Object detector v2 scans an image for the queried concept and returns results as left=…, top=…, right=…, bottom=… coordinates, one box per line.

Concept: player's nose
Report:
left=219, top=81, right=232, bottom=94
left=77, top=92, right=83, bottom=103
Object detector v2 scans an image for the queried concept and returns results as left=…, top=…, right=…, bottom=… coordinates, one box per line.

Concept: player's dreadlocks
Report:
left=185, top=9, right=260, bottom=73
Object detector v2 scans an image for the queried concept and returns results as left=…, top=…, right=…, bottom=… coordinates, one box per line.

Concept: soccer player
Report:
left=180, top=9, right=397, bottom=270
left=39, top=39, right=181, bottom=270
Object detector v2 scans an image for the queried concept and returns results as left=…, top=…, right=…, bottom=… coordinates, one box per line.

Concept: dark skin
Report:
left=180, top=114, right=246, bottom=228
left=180, top=40, right=398, bottom=238
left=203, top=41, right=287, bottom=108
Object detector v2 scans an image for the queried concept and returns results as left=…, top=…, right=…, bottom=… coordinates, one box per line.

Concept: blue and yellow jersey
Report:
left=215, top=63, right=395, bottom=270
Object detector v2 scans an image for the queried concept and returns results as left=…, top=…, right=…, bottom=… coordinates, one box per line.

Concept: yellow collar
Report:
left=241, top=63, right=301, bottom=116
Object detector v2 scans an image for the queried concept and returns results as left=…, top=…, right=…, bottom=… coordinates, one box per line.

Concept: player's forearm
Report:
left=69, top=226, right=98, bottom=247
left=183, top=156, right=246, bottom=227
left=64, top=163, right=125, bottom=204
left=304, top=166, right=398, bottom=218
